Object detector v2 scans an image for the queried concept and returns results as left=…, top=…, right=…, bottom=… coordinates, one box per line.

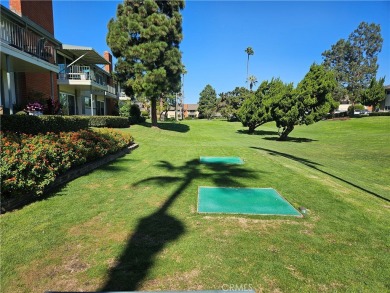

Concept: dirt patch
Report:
left=14, top=247, right=94, bottom=293
left=67, top=215, right=129, bottom=243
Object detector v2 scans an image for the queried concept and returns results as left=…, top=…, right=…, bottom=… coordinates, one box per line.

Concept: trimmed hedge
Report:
left=88, top=116, right=130, bottom=128
left=0, top=115, right=89, bottom=134
left=1, top=115, right=129, bottom=134
left=369, top=112, right=390, bottom=116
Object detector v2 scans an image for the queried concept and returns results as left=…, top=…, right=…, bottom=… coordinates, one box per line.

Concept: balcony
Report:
left=0, top=13, right=56, bottom=64
left=58, top=65, right=117, bottom=96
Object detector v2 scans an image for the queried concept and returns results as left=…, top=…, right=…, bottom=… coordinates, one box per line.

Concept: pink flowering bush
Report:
left=1, top=129, right=133, bottom=198
left=25, top=102, right=45, bottom=113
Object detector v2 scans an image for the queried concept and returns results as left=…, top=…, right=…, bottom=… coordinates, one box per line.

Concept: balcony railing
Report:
left=58, top=65, right=117, bottom=95
left=0, top=15, right=56, bottom=63
left=107, top=84, right=116, bottom=95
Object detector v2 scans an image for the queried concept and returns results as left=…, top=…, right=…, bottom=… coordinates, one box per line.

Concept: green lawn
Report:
left=1, top=117, right=389, bottom=292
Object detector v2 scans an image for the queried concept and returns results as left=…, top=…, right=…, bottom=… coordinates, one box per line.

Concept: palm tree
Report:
left=247, top=75, right=258, bottom=91
left=245, top=47, right=254, bottom=81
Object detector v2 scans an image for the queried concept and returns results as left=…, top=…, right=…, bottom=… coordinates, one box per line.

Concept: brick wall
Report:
left=104, top=51, right=112, bottom=74
left=9, top=0, right=58, bottom=108
left=10, top=0, right=54, bottom=34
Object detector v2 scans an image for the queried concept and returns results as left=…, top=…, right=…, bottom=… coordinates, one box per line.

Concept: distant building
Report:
left=381, top=85, right=390, bottom=111
left=183, top=104, right=199, bottom=118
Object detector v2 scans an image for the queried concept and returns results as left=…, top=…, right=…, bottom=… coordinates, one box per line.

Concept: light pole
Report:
left=175, top=92, right=183, bottom=121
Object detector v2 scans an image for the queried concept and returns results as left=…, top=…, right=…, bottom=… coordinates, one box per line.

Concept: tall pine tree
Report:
left=107, top=0, right=185, bottom=127
left=322, top=22, right=383, bottom=104
left=198, top=84, right=217, bottom=119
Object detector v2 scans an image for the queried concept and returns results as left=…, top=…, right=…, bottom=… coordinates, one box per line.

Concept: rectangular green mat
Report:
left=198, top=187, right=302, bottom=216
left=199, top=156, right=244, bottom=164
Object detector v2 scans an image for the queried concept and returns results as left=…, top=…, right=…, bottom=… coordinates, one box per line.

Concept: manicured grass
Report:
left=1, top=117, right=389, bottom=292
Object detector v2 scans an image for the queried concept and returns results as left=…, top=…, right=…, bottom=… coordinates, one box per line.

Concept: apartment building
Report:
left=0, top=0, right=118, bottom=116
left=57, top=46, right=117, bottom=115
left=382, top=85, right=390, bottom=111
left=183, top=104, right=199, bottom=118
left=0, top=1, right=60, bottom=114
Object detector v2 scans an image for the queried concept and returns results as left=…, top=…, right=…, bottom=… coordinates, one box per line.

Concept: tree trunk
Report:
left=278, top=125, right=294, bottom=141
left=151, top=97, right=158, bottom=127
left=248, top=125, right=255, bottom=134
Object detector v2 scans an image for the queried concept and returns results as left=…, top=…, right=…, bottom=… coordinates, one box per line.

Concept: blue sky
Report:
left=4, top=1, right=390, bottom=104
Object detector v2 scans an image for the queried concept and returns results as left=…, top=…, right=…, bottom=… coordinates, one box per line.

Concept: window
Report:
left=60, top=93, right=76, bottom=115
left=96, top=100, right=105, bottom=116
left=84, top=97, right=91, bottom=109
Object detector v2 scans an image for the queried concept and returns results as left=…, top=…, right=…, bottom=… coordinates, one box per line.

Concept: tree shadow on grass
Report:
left=251, top=147, right=390, bottom=203
left=236, top=129, right=316, bottom=143
left=100, top=158, right=259, bottom=291
left=262, top=136, right=318, bottom=143
left=237, top=129, right=279, bottom=136
left=139, top=121, right=190, bottom=133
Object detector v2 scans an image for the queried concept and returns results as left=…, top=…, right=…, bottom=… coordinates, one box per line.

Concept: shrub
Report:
left=119, top=100, right=131, bottom=117
left=1, top=129, right=134, bottom=198
left=141, top=110, right=150, bottom=118
left=88, top=116, right=130, bottom=128
left=129, top=115, right=146, bottom=125
left=369, top=112, right=390, bottom=116
left=0, top=115, right=89, bottom=134
left=130, top=104, right=141, bottom=118
left=0, top=115, right=129, bottom=134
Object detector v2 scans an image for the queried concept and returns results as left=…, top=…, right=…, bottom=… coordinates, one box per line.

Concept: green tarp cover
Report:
left=198, top=187, right=301, bottom=216
left=199, top=156, right=244, bottom=164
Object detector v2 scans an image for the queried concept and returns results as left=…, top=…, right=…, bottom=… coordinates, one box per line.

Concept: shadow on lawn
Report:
left=236, top=129, right=279, bottom=136
left=252, top=147, right=390, bottom=203
left=139, top=121, right=190, bottom=133
left=236, top=129, right=316, bottom=143
left=262, top=137, right=317, bottom=143
left=100, top=159, right=258, bottom=291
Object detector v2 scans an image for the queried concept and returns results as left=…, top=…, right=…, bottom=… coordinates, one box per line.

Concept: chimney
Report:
left=104, top=51, right=113, bottom=73
left=9, top=0, right=22, bottom=16
left=9, top=0, right=54, bottom=34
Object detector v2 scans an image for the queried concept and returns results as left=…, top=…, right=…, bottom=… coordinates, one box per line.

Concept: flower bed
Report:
left=1, top=128, right=133, bottom=198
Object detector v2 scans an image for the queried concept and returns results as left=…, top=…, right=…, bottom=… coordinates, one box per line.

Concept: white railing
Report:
left=58, top=65, right=116, bottom=95
left=0, top=15, right=56, bottom=63
left=107, top=84, right=116, bottom=95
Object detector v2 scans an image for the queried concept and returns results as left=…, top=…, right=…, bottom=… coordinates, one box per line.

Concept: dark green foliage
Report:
left=129, top=104, right=146, bottom=124
left=361, top=77, right=386, bottom=111
left=369, top=112, right=390, bottom=116
left=1, top=115, right=129, bottom=134
left=107, top=0, right=185, bottom=127
left=129, top=115, right=146, bottom=125
left=1, top=115, right=89, bottom=134
left=322, top=22, right=383, bottom=103
left=88, top=116, right=130, bottom=128
left=218, top=87, right=250, bottom=120
left=198, top=84, right=217, bottom=119
left=271, top=64, right=338, bottom=140
left=237, top=79, right=285, bottom=133
left=119, top=101, right=144, bottom=124
left=130, top=104, right=141, bottom=118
